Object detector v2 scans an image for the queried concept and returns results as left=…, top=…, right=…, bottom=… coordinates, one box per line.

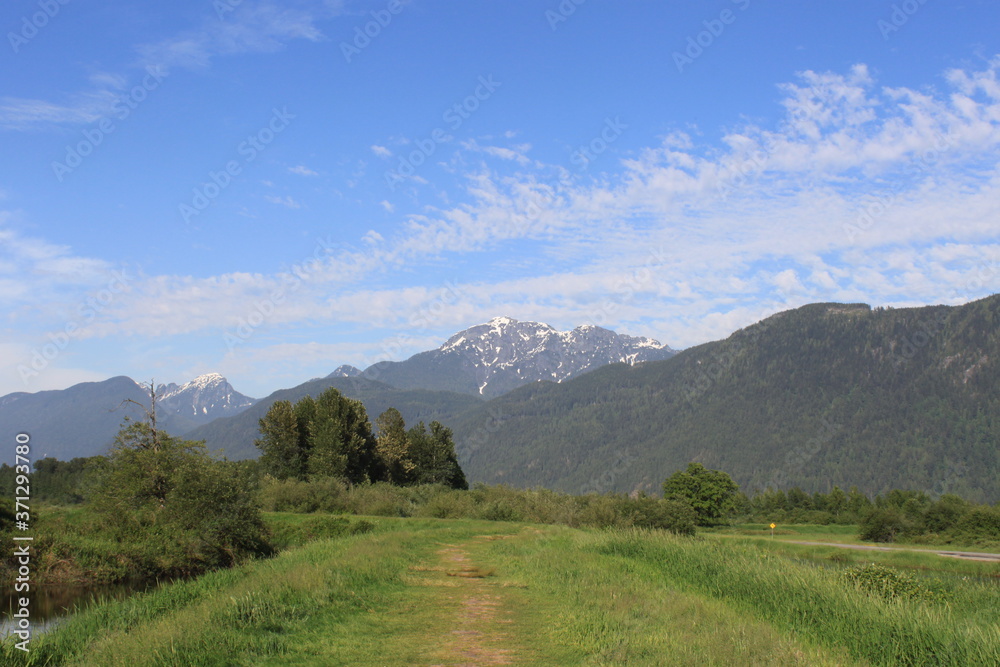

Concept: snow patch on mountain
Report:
left=157, top=373, right=255, bottom=421
left=438, top=317, right=675, bottom=396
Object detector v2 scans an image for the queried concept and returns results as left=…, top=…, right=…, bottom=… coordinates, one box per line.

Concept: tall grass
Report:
left=593, top=530, right=1000, bottom=665
left=259, top=478, right=695, bottom=531
left=0, top=523, right=406, bottom=666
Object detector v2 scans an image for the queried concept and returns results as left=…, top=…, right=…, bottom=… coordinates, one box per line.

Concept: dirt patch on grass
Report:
left=430, top=544, right=517, bottom=666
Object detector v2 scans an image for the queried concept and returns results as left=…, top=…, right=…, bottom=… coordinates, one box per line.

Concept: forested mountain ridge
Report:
left=450, top=297, right=1000, bottom=503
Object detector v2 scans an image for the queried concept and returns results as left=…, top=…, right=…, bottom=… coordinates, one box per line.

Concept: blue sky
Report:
left=2, top=0, right=1000, bottom=399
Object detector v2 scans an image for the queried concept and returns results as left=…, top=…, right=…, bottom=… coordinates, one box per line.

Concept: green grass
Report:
left=4, top=517, right=998, bottom=665
left=706, top=523, right=1000, bottom=580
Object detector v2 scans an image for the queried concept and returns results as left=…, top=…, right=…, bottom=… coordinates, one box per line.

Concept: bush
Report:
left=623, top=496, right=697, bottom=535
left=92, top=423, right=272, bottom=570
left=259, top=477, right=349, bottom=513
left=478, top=501, right=524, bottom=522
left=955, top=506, right=1000, bottom=541
left=858, top=507, right=912, bottom=542
left=842, top=563, right=939, bottom=603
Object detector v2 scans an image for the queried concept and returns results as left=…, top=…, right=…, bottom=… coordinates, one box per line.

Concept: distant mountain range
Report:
left=1, top=318, right=671, bottom=463
left=362, top=316, right=675, bottom=398
left=449, top=297, right=1000, bottom=503
left=6, top=301, right=998, bottom=503
left=0, top=374, right=254, bottom=461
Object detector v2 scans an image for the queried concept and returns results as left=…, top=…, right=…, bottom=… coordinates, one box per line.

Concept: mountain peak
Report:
left=157, top=373, right=255, bottom=421
left=423, top=317, right=675, bottom=396
left=328, top=365, right=362, bottom=378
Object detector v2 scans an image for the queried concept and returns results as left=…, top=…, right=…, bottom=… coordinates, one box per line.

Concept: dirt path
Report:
left=786, top=540, right=1000, bottom=562
left=419, top=537, right=520, bottom=666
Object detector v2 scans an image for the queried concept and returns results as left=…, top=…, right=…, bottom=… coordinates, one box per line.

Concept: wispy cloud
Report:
left=288, top=165, right=318, bottom=176
left=1, top=1, right=337, bottom=132
left=0, top=91, right=118, bottom=131
left=5, top=59, right=1000, bottom=360
left=265, top=195, right=303, bottom=209
left=136, top=1, right=329, bottom=72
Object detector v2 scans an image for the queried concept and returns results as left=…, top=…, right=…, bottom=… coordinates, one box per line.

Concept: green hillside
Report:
left=450, top=296, right=1000, bottom=502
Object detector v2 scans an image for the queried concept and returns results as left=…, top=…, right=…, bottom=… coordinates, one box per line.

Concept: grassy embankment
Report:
left=4, top=514, right=999, bottom=666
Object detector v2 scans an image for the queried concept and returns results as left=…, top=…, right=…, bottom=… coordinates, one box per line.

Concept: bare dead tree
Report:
left=114, top=379, right=162, bottom=450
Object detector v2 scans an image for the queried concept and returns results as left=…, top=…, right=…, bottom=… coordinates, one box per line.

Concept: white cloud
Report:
left=6, top=60, right=1000, bottom=377
left=264, top=195, right=302, bottom=209
left=371, top=144, right=392, bottom=158
left=288, top=165, right=318, bottom=176
left=379, top=200, right=394, bottom=213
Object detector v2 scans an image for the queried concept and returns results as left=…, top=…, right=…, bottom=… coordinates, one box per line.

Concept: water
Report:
left=1, top=580, right=160, bottom=638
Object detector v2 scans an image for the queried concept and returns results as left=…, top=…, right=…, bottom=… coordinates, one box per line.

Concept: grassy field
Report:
left=4, top=516, right=999, bottom=665
left=706, top=523, right=1000, bottom=580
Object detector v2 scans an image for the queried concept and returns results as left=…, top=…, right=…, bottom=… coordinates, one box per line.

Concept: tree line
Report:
left=254, top=388, right=467, bottom=489
left=1, top=386, right=468, bottom=583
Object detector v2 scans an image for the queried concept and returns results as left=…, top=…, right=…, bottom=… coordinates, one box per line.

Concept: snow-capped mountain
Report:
left=328, top=365, right=362, bottom=378
left=362, top=317, right=676, bottom=398
left=0, top=373, right=256, bottom=463
left=156, top=373, right=256, bottom=423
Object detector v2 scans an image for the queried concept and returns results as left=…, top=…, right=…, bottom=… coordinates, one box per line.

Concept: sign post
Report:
left=770, top=522, right=776, bottom=539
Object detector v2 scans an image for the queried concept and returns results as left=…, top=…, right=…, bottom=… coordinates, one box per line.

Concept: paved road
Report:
left=786, top=540, right=1000, bottom=562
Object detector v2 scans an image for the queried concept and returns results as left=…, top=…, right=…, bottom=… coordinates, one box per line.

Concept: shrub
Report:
left=858, top=507, right=911, bottom=542
left=842, top=563, right=939, bottom=603
left=955, top=506, right=1000, bottom=541
left=623, top=496, right=697, bottom=535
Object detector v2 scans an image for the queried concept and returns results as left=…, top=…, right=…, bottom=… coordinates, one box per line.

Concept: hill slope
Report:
left=451, top=297, right=1000, bottom=502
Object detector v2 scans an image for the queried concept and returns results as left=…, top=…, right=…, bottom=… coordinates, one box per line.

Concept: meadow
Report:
left=4, top=513, right=999, bottom=666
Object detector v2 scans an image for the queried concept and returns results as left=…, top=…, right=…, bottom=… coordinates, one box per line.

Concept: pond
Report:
left=1, top=580, right=162, bottom=638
